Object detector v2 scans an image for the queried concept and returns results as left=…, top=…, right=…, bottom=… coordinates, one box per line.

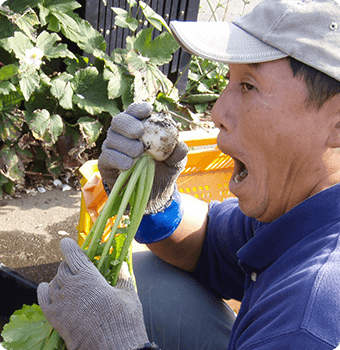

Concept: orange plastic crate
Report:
left=77, top=130, right=235, bottom=245
left=177, top=130, right=235, bottom=202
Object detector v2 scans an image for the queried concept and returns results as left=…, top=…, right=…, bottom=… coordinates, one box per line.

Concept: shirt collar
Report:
left=237, top=183, right=340, bottom=273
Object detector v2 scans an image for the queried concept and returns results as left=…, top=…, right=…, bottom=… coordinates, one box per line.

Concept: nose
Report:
left=211, top=86, right=233, bottom=132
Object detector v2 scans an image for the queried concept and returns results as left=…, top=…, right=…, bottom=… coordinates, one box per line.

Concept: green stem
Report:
left=111, top=154, right=155, bottom=286
left=84, top=164, right=136, bottom=261
left=96, top=155, right=149, bottom=272
left=206, top=0, right=218, bottom=21
left=179, top=66, right=216, bottom=102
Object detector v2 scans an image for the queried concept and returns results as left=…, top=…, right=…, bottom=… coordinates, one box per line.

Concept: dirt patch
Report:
left=0, top=188, right=81, bottom=284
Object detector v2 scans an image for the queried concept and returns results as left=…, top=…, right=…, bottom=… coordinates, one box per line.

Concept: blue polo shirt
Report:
left=193, top=183, right=340, bottom=349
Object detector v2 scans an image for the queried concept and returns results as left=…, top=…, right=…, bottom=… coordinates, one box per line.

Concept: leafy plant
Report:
left=0, top=0, right=181, bottom=198
left=182, top=56, right=229, bottom=113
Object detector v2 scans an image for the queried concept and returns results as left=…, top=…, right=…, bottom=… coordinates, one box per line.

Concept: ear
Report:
left=326, top=118, right=340, bottom=148
left=326, top=94, right=340, bottom=148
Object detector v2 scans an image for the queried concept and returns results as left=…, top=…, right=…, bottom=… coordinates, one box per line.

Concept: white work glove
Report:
left=98, top=101, right=188, bottom=214
left=37, top=238, right=150, bottom=350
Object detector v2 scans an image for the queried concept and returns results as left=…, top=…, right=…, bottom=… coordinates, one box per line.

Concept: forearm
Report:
left=147, top=193, right=208, bottom=272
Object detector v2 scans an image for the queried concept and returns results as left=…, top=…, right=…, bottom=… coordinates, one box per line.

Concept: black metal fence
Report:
left=78, top=0, right=200, bottom=91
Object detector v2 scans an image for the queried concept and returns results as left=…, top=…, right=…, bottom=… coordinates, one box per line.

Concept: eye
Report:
left=240, top=82, right=255, bottom=92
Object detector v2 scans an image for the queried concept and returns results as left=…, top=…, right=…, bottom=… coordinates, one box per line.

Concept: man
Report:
left=37, top=0, right=340, bottom=349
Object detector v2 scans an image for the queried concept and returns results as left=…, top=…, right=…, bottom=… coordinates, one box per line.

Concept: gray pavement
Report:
left=198, top=0, right=261, bottom=22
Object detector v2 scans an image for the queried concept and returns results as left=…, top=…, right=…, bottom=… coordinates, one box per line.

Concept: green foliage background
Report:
left=0, top=0, right=181, bottom=197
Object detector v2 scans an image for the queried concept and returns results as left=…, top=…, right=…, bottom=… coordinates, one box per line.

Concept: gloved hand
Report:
left=98, top=101, right=188, bottom=214
left=37, top=238, right=150, bottom=350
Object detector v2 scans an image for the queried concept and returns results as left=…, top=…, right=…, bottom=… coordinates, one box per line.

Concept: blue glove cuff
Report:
left=134, top=190, right=184, bottom=244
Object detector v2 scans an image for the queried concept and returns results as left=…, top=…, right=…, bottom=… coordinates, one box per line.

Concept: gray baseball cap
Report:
left=170, top=0, right=340, bottom=81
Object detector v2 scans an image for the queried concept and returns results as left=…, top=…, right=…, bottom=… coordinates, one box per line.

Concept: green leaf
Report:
left=64, top=56, right=89, bottom=75
left=106, top=69, right=134, bottom=109
left=0, top=87, right=24, bottom=107
left=128, top=28, right=179, bottom=66
left=0, top=173, right=14, bottom=196
left=4, top=0, right=41, bottom=13
left=51, top=73, right=72, bottom=98
left=19, top=69, right=40, bottom=101
left=121, top=75, right=134, bottom=109
left=126, top=49, right=148, bottom=72
left=0, top=173, right=9, bottom=188
left=197, top=82, right=211, bottom=93
left=14, top=7, right=40, bottom=41
left=43, top=0, right=81, bottom=13
left=183, top=93, right=220, bottom=103
left=0, top=6, right=38, bottom=41
left=0, top=144, right=25, bottom=183
left=104, top=66, right=128, bottom=100
left=25, top=89, right=58, bottom=115
left=127, top=0, right=137, bottom=7
left=50, top=10, right=79, bottom=34
left=37, top=3, right=50, bottom=26
left=0, top=107, right=24, bottom=142
left=75, top=18, right=106, bottom=54
left=36, top=30, right=75, bottom=59
left=194, top=103, right=209, bottom=113
left=140, top=1, right=171, bottom=33
left=146, top=64, right=173, bottom=94
left=0, top=16, right=15, bottom=40
left=46, top=14, right=61, bottom=32
left=112, top=7, right=139, bottom=31
left=44, top=4, right=106, bottom=55
left=1, top=31, right=33, bottom=61
left=0, top=64, right=19, bottom=81
left=78, top=116, right=103, bottom=146
left=3, top=178, right=15, bottom=195
left=188, top=70, right=200, bottom=82
left=0, top=81, right=16, bottom=95
left=51, top=73, right=73, bottom=110
left=25, top=109, right=64, bottom=146
left=71, top=67, right=119, bottom=116
left=126, top=50, right=174, bottom=100
left=1, top=303, right=64, bottom=349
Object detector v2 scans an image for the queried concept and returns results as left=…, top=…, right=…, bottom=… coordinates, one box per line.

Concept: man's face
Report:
left=212, top=59, right=335, bottom=222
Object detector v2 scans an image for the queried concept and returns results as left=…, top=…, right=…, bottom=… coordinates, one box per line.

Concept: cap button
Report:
left=330, top=22, right=338, bottom=30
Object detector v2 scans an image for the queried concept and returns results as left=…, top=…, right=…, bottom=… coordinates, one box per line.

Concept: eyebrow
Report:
left=247, top=63, right=261, bottom=69
left=226, top=62, right=263, bottom=79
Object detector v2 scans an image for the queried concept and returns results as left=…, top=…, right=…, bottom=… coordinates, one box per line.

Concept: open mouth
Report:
left=232, top=158, right=248, bottom=184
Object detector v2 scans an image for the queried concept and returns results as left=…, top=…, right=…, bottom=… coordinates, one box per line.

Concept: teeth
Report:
left=234, top=169, right=248, bottom=183
left=234, top=174, right=242, bottom=183
left=240, top=169, right=248, bottom=178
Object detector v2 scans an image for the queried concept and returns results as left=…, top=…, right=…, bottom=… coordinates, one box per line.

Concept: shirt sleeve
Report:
left=192, top=198, right=259, bottom=301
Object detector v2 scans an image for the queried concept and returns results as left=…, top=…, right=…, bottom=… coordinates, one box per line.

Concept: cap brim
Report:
left=170, top=21, right=288, bottom=64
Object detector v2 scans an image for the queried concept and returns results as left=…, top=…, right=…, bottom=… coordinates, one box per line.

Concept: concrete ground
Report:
left=0, top=187, right=148, bottom=284
left=198, top=0, right=261, bottom=22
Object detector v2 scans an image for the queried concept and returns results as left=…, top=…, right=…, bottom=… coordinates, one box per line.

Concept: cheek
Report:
left=242, top=97, right=304, bottom=151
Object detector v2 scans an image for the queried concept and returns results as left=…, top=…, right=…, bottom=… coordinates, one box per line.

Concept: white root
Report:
left=140, top=113, right=179, bottom=161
